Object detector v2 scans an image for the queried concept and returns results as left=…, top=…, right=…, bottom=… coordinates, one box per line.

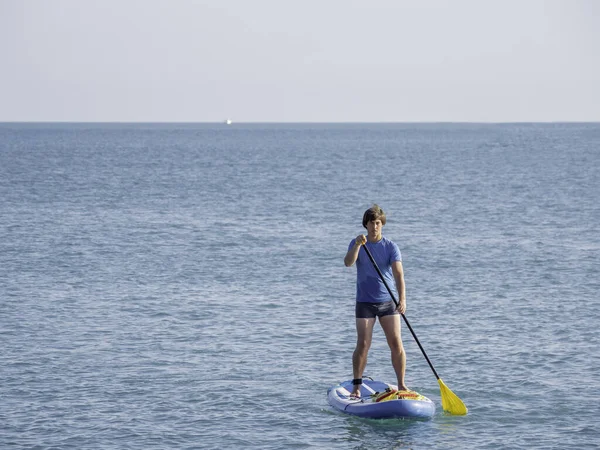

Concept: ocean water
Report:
left=1, top=122, right=599, bottom=449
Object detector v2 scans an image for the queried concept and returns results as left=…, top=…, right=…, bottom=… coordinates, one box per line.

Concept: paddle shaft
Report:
left=361, top=244, right=441, bottom=381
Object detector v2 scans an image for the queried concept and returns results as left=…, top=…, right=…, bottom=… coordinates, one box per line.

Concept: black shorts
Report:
left=355, top=301, right=399, bottom=319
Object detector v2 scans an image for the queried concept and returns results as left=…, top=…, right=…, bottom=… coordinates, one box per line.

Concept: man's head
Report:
left=362, top=204, right=386, bottom=229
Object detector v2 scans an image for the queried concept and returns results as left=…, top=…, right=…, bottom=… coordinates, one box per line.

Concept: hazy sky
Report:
left=1, top=0, right=599, bottom=122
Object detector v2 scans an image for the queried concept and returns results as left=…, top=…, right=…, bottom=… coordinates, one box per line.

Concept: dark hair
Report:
left=362, top=204, right=387, bottom=228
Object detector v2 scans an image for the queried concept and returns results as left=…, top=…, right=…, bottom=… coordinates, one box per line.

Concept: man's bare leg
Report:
left=351, top=317, right=375, bottom=397
left=380, top=314, right=409, bottom=391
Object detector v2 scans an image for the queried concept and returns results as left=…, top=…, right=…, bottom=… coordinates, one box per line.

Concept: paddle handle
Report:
left=361, top=244, right=441, bottom=381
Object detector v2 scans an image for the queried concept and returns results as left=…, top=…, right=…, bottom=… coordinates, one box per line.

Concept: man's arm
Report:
left=392, top=260, right=406, bottom=314
left=344, top=235, right=367, bottom=267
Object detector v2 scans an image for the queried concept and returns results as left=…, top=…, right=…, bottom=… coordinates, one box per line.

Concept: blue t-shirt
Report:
left=348, top=237, right=402, bottom=303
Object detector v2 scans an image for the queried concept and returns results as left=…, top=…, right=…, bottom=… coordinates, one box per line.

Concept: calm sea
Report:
left=1, top=123, right=599, bottom=449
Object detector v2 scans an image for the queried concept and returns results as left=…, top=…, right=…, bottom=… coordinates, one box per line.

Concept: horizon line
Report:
left=1, top=120, right=599, bottom=125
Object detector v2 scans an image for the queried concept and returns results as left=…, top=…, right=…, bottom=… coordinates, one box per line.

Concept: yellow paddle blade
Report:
left=438, top=378, right=468, bottom=415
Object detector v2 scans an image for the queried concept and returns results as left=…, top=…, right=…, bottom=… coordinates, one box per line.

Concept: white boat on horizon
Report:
left=225, top=119, right=232, bottom=125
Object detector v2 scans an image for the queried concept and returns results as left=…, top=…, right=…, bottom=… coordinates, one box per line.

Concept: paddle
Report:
left=361, top=244, right=468, bottom=415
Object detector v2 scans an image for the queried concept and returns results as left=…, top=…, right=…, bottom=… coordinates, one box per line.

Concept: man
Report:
left=344, top=204, right=408, bottom=397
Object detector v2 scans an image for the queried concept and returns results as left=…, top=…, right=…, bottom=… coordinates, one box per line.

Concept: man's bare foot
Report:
left=398, top=385, right=410, bottom=391
left=350, top=386, right=361, bottom=398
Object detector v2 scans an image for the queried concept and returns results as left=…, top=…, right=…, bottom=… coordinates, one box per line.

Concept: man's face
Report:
left=366, top=219, right=383, bottom=240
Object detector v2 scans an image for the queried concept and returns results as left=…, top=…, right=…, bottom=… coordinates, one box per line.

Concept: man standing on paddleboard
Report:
left=344, top=204, right=408, bottom=398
